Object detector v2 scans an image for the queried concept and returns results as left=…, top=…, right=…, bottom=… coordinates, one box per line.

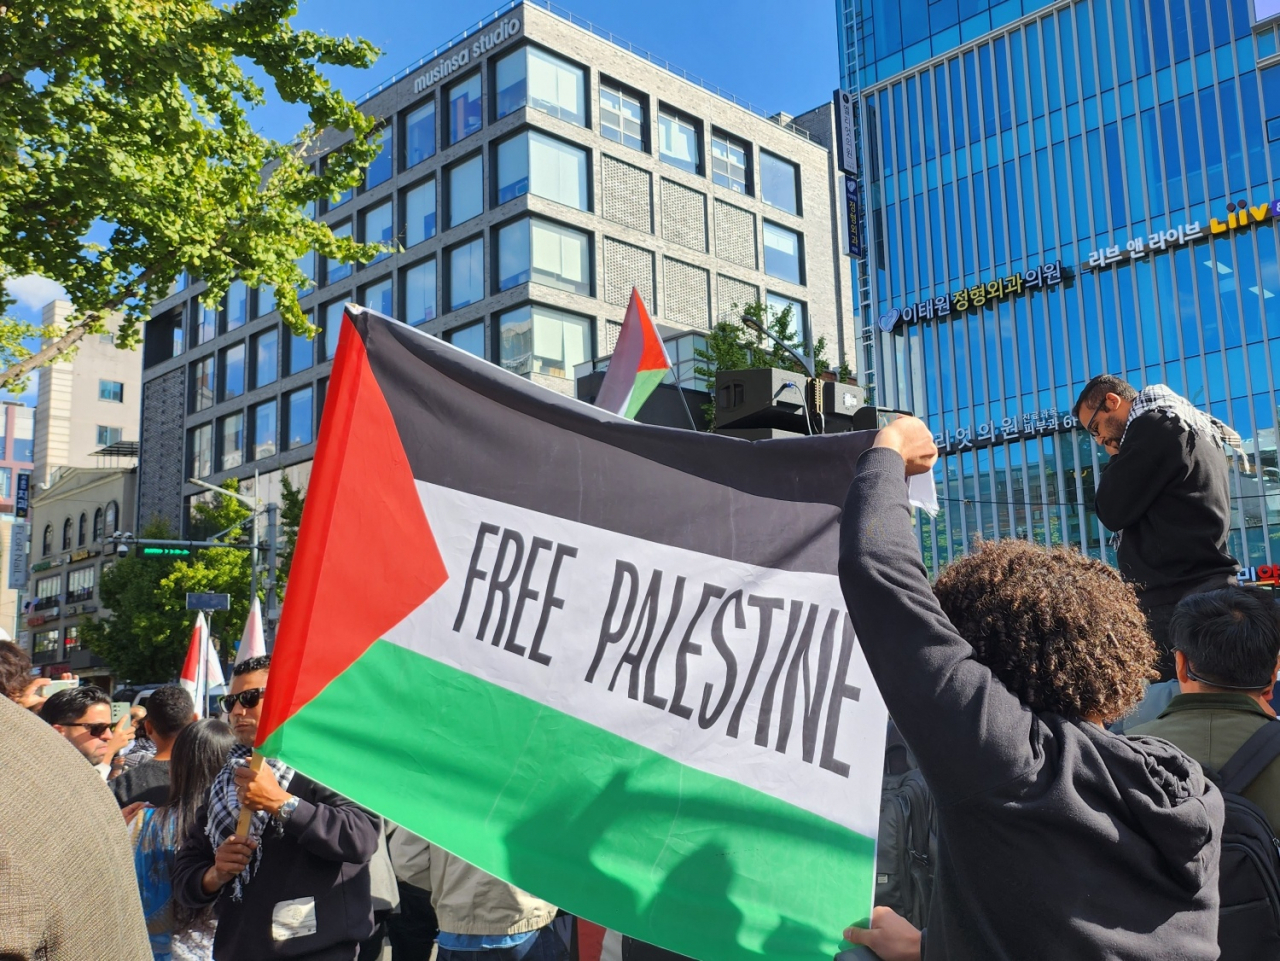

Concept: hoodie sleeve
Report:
left=172, top=804, right=221, bottom=910
left=839, top=447, right=1040, bottom=805
left=1094, top=414, right=1187, bottom=532
left=281, top=783, right=380, bottom=864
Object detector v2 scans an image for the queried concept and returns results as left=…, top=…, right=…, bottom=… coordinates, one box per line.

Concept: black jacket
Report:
left=110, top=758, right=170, bottom=807
left=173, top=772, right=379, bottom=960
left=839, top=447, right=1223, bottom=961
left=1094, top=409, right=1236, bottom=605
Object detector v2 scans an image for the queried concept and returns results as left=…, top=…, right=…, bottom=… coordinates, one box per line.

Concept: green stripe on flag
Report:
left=623, top=368, right=670, bottom=420
left=260, top=640, right=875, bottom=961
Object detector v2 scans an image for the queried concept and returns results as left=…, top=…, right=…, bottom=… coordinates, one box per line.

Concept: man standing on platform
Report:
left=1074, top=375, right=1238, bottom=678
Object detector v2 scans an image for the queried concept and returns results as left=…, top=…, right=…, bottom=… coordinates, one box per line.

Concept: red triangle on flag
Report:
left=256, top=309, right=448, bottom=745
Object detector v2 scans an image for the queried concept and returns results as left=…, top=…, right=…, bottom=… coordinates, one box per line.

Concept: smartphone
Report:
left=41, top=679, right=80, bottom=696
left=111, top=701, right=132, bottom=724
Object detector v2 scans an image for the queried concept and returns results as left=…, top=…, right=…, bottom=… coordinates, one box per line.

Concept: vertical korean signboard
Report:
left=15, top=471, right=29, bottom=519
left=833, top=90, right=858, bottom=176
left=845, top=178, right=864, bottom=258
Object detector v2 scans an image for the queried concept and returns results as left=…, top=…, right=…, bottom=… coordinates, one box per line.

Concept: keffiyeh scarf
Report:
left=1123, top=384, right=1242, bottom=457
left=204, top=743, right=296, bottom=900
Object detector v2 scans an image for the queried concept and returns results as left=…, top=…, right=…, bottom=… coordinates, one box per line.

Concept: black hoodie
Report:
left=839, top=447, right=1222, bottom=961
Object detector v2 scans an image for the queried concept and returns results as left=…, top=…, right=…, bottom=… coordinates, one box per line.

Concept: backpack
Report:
left=1206, top=721, right=1280, bottom=961
left=874, top=722, right=938, bottom=930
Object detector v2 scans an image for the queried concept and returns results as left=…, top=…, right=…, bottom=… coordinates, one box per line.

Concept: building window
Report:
left=448, top=238, right=485, bottom=310
left=11, top=410, right=31, bottom=462
left=98, top=379, right=124, bottom=403
left=93, top=507, right=103, bottom=542
left=447, top=73, right=483, bottom=144
left=219, top=342, right=245, bottom=400
left=96, top=426, right=123, bottom=447
left=361, top=201, right=393, bottom=264
left=327, top=221, right=353, bottom=284
left=766, top=292, right=806, bottom=345
left=288, top=326, right=314, bottom=376
left=189, top=423, right=213, bottom=478
left=496, top=131, right=588, bottom=210
left=296, top=251, right=315, bottom=290
left=763, top=222, right=803, bottom=285
left=363, top=278, right=393, bottom=316
left=219, top=412, right=244, bottom=471
left=497, top=218, right=590, bottom=295
left=447, top=154, right=483, bottom=228
left=226, top=280, right=248, bottom=331
left=254, top=285, right=276, bottom=318
left=405, top=100, right=436, bottom=168
left=41, top=524, right=52, bottom=557
left=711, top=132, right=749, bottom=194
left=760, top=151, right=799, bottom=215
left=33, top=629, right=59, bottom=654
left=0, top=468, right=11, bottom=500
left=405, top=259, right=438, bottom=326
left=495, top=47, right=586, bottom=125
left=64, top=626, right=79, bottom=654
left=447, top=321, right=486, bottom=359
left=322, top=300, right=345, bottom=361
left=77, top=513, right=86, bottom=547
left=405, top=180, right=436, bottom=249
left=193, top=301, right=218, bottom=346
left=67, top=566, right=95, bottom=602
left=659, top=110, right=700, bottom=174
left=364, top=126, right=393, bottom=189
left=251, top=400, right=277, bottom=460
left=105, top=501, right=117, bottom=535
left=61, top=517, right=72, bottom=551
left=600, top=82, right=645, bottom=151
left=190, top=356, right=215, bottom=412
left=285, top=387, right=314, bottom=449
left=498, top=304, right=591, bottom=379
left=252, top=328, right=278, bottom=389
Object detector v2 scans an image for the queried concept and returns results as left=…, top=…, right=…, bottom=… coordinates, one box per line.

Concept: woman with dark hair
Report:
left=129, top=718, right=236, bottom=960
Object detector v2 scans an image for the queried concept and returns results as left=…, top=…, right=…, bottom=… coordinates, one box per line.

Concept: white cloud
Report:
left=4, top=275, right=67, bottom=311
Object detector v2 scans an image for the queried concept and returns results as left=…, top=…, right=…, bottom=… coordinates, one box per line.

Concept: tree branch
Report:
left=0, top=321, right=91, bottom=389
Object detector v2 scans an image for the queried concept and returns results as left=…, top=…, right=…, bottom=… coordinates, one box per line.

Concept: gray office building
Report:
left=137, top=1, right=858, bottom=530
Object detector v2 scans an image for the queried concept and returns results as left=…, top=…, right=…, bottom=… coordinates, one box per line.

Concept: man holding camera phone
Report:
left=40, top=685, right=135, bottom=778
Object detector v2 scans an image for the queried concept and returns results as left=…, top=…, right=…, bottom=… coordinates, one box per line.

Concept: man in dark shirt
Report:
left=1132, top=587, right=1280, bottom=831
left=839, top=415, right=1222, bottom=961
left=173, top=654, right=379, bottom=960
left=111, top=685, right=196, bottom=807
left=1073, top=374, right=1238, bottom=675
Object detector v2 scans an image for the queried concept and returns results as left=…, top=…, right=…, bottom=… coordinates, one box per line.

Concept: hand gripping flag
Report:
left=179, top=613, right=224, bottom=718
left=594, top=289, right=670, bottom=420
left=256, top=306, right=888, bottom=961
left=236, top=596, right=267, bottom=667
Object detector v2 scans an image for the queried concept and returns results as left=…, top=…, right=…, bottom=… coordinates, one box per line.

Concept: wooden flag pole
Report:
left=234, top=753, right=265, bottom=836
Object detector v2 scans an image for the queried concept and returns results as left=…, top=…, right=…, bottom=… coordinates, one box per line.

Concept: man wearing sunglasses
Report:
left=41, top=685, right=134, bottom=778
left=1073, top=374, right=1238, bottom=679
left=173, top=654, right=381, bottom=960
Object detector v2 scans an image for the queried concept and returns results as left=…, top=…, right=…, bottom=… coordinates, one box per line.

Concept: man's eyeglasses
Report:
left=1084, top=403, right=1105, bottom=439
left=65, top=722, right=114, bottom=737
left=220, top=688, right=266, bottom=712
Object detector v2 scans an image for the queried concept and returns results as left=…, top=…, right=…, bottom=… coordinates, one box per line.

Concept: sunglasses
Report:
left=220, top=687, right=266, bottom=712
left=66, top=722, right=114, bottom=737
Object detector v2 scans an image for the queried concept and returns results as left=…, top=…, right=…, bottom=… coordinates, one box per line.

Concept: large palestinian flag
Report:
left=257, top=307, right=888, bottom=961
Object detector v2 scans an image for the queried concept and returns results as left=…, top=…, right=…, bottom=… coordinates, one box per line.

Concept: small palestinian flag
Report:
left=594, top=289, right=670, bottom=420
left=257, top=306, right=887, bottom=961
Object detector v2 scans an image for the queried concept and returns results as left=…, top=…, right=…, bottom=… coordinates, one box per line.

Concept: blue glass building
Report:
left=839, top=0, right=1280, bottom=577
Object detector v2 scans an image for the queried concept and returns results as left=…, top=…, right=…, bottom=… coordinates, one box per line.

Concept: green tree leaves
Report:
left=0, top=0, right=387, bottom=386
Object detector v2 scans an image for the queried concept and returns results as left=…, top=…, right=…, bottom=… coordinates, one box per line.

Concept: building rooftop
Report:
left=355, top=0, right=816, bottom=142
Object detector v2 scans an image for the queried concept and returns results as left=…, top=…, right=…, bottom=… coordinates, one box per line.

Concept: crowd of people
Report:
left=2, top=372, right=1279, bottom=961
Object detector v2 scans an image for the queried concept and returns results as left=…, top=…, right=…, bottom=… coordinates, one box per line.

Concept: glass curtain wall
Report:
left=855, top=0, right=1280, bottom=575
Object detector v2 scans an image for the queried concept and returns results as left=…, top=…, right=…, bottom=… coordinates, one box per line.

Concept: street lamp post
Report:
left=740, top=313, right=815, bottom=379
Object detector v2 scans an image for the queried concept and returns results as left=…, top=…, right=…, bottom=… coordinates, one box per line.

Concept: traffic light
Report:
left=141, top=546, right=193, bottom=557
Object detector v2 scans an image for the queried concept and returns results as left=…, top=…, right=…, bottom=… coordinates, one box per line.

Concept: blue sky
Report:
left=4, top=0, right=843, bottom=407
left=247, top=0, right=843, bottom=141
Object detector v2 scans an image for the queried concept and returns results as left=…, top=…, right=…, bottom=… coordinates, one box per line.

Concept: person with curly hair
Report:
left=838, top=416, right=1222, bottom=961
